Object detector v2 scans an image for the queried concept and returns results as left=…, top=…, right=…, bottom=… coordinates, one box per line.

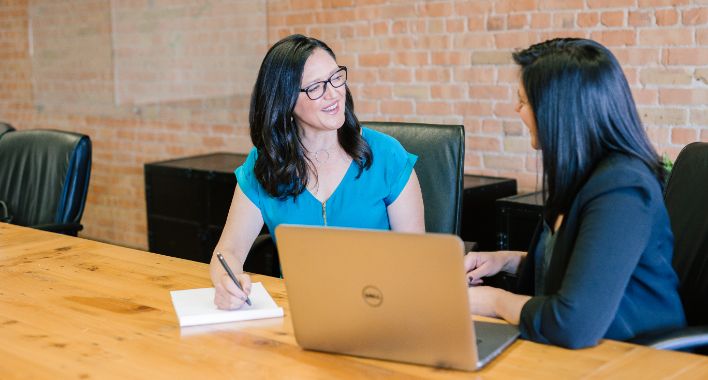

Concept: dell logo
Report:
left=362, top=285, right=383, bottom=307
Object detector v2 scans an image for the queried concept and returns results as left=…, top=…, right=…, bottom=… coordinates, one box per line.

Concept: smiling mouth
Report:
left=322, top=101, right=339, bottom=114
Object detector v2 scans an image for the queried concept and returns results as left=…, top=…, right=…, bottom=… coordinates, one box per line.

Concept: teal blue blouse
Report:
left=235, top=127, right=417, bottom=236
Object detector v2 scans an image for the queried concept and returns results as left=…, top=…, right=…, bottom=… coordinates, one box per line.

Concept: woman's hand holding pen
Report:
left=214, top=272, right=252, bottom=310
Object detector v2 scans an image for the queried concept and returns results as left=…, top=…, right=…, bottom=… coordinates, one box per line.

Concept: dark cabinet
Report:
left=144, top=153, right=246, bottom=264
left=496, top=191, right=544, bottom=251
left=461, top=175, right=517, bottom=251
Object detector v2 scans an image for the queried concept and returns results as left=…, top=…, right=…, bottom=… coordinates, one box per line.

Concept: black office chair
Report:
left=0, top=129, right=92, bottom=236
left=633, top=142, right=708, bottom=352
left=364, top=122, right=465, bottom=235
left=0, top=122, right=15, bottom=139
left=245, top=122, right=468, bottom=277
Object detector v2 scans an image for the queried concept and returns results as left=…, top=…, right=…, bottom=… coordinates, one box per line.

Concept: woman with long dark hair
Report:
left=464, top=38, right=685, bottom=348
left=210, top=35, right=424, bottom=310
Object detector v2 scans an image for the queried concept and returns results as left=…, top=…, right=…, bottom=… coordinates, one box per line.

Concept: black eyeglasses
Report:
left=300, top=66, right=347, bottom=100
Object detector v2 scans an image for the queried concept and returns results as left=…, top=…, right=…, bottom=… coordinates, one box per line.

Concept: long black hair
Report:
left=249, top=34, right=372, bottom=199
left=512, top=38, right=665, bottom=223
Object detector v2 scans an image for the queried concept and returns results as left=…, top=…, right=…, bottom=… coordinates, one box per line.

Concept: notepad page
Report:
left=170, top=282, right=284, bottom=327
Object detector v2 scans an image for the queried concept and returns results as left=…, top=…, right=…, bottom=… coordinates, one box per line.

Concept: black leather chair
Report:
left=245, top=122, right=467, bottom=277
left=363, top=122, right=465, bottom=235
left=634, top=142, right=708, bottom=352
left=0, top=129, right=92, bottom=236
left=0, top=122, right=15, bottom=139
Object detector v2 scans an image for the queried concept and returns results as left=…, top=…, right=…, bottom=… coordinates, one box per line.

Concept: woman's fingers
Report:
left=214, top=274, right=251, bottom=310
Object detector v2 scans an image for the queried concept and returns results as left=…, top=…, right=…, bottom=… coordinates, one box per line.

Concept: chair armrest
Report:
left=31, top=223, right=84, bottom=236
left=631, top=326, right=708, bottom=351
left=245, top=234, right=280, bottom=277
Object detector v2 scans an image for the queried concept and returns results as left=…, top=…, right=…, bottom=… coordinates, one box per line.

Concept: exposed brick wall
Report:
left=1, top=0, right=707, bottom=249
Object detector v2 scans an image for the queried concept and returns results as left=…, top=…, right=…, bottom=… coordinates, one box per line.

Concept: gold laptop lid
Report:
left=275, top=225, right=478, bottom=371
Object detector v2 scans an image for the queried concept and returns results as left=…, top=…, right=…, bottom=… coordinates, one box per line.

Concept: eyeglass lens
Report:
left=304, top=68, right=347, bottom=100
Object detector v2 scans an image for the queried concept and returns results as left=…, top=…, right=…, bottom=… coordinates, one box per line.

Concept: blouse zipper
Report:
left=321, top=201, right=327, bottom=226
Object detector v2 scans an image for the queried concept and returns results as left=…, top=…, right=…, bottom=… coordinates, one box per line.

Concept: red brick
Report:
left=416, top=101, right=454, bottom=115
left=417, top=35, right=451, bottom=49
left=487, top=15, right=505, bottom=31
left=380, top=4, right=416, bottom=18
left=469, top=85, right=510, bottom=100
left=628, top=11, right=652, bottom=27
left=454, top=0, right=494, bottom=14
left=495, top=31, right=538, bottom=49
left=428, top=19, right=445, bottom=34
left=453, top=67, right=496, bottom=83
left=531, top=13, right=552, bottom=28
left=671, top=128, right=698, bottom=144
left=639, top=29, right=693, bottom=46
left=393, top=51, right=429, bottom=65
left=492, top=0, right=536, bottom=13
left=379, top=36, right=414, bottom=50
left=454, top=102, right=494, bottom=116
left=431, top=84, right=467, bottom=99
left=613, top=48, right=661, bottom=65
left=601, top=11, right=625, bottom=27
left=392, top=85, right=429, bottom=100
left=468, top=15, right=485, bottom=31
left=483, top=155, right=524, bottom=170
left=431, top=51, right=470, bottom=65
left=539, top=0, right=584, bottom=10
left=640, top=68, right=692, bottom=86
left=590, top=29, right=636, bottom=46
left=639, top=0, right=689, bottom=6
left=415, top=67, right=451, bottom=82
left=698, top=28, right=708, bottom=45
left=379, top=68, right=413, bottom=83
left=656, top=9, right=679, bottom=26
left=578, top=12, right=600, bottom=28
left=453, top=34, right=495, bottom=49
left=325, top=0, right=354, bottom=8
left=632, top=88, right=659, bottom=106
left=664, top=48, right=708, bottom=65
left=392, top=20, right=407, bottom=34
left=588, top=0, right=635, bottom=7
left=418, top=2, right=453, bottom=17
left=553, top=12, right=576, bottom=28
left=361, top=85, right=392, bottom=99
left=683, top=8, right=708, bottom=25
left=446, top=18, right=465, bottom=33
left=380, top=100, right=413, bottom=115
left=660, top=88, right=708, bottom=105
left=359, top=53, right=391, bottom=67
left=508, top=14, right=528, bottom=29
left=468, top=137, right=501, bottom=152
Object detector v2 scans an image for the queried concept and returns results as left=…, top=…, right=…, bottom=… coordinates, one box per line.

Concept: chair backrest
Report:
left=0, top=129, right=92, bottom=227
left=664, top=142, right=708, bottom=326
left=0, top=122, right=15, bottom=139
left=363, top=122, right=465, bottom=235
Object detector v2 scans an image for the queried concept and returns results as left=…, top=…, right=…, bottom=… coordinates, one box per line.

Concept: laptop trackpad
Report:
left=474, top=321, right=520, bottom=365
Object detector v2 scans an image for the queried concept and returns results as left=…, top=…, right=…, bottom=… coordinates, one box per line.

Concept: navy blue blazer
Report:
left=517, top=154, right=686, bottom=348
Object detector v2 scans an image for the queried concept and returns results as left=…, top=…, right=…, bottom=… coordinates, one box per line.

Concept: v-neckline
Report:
left=304, top=160, right=355, bottom=205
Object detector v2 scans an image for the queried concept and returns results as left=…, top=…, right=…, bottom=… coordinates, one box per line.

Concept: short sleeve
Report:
left=383, top=144, right=418, bottom=206
left=234, top=148, right=262, bottom=209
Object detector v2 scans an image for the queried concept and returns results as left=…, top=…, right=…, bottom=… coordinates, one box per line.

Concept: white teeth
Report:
left=323, top=103, right=337, bottom=112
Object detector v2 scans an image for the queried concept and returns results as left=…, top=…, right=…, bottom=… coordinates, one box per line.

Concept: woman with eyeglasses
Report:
left=464, top=38, right=685, bottom=348
left=210, top=35, right=424, bottom=310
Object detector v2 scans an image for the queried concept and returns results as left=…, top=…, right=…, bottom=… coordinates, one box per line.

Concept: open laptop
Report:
left=274, top=225, right=519, bottom=371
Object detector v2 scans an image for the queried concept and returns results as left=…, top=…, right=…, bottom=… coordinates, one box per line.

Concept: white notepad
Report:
left=170, top=282, right=284, bottom=327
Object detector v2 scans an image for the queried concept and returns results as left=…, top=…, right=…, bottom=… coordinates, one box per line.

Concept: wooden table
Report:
left=1, top=224, right=707, bottom=379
